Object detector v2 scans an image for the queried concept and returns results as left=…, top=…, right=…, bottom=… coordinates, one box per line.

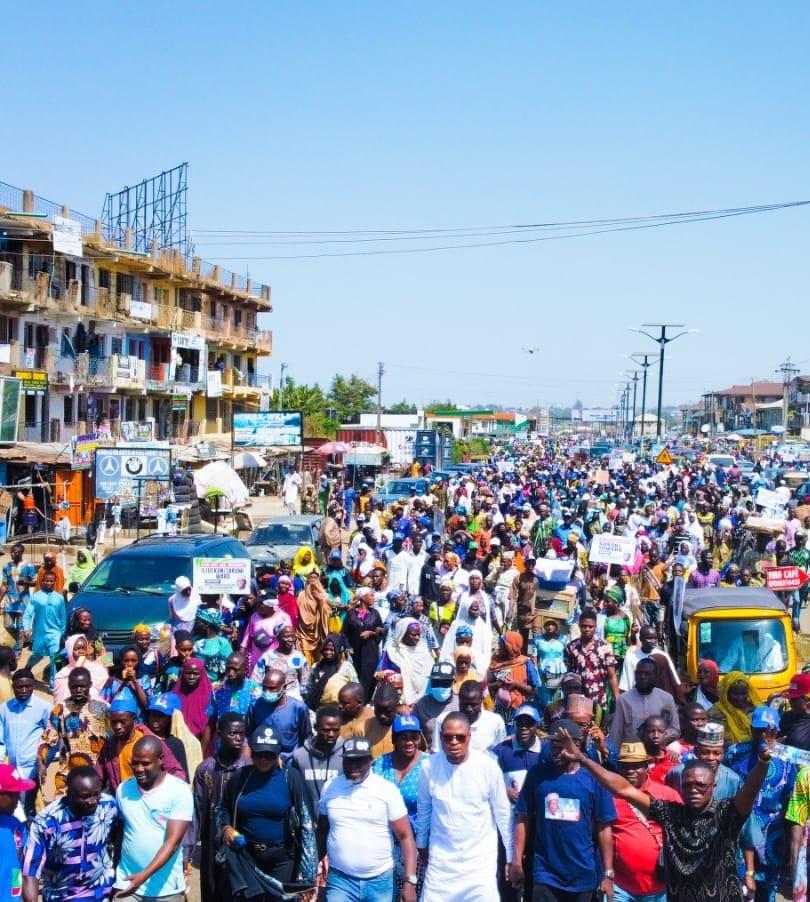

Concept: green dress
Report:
left=604, top=613, right=631, bottom=659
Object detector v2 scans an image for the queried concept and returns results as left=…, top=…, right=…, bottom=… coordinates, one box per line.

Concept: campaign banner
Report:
left=755, top=487, right=785, bottom=512
left=588, top=533, right=637, bottom=566
left=193, top=557, right=252, bottom=594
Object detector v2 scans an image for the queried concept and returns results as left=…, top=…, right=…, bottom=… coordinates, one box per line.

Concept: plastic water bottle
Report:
left=232, top=831, right=246, bottom=848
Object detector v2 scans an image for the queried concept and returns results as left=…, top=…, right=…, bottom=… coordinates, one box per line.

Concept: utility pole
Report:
left=631, top=324, right=695, bottom=439
left=629, top=372, right=639, bottom=441
left=776, top=357, right=800, bottom=433
left=376, top=361, right=384, bottom=444
left=630, top=352, right=659, bottom=447
left=278, top=362, right=287, bottom=410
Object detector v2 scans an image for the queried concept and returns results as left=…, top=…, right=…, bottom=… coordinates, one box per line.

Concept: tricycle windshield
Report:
left=698, top=618, right=788, bottom=675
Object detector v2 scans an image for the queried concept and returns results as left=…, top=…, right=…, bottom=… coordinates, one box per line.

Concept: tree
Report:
left=425, top=400, right=461, bottom=413
left=272, top=379, right=337, bottom=438
left=328, top=374, right=377, bottom=422
left=387, top=400, right=417, bottom=414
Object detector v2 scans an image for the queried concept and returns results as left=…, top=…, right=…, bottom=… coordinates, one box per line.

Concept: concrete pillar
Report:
left=22, top=191, right=34, bottom=213
left=246, top=279, right=253, bottom=296
left=124, top=228, right=133, bottom=250
left=262, top=286, right=271, bottom=301
left=151, top=240, right=160, bottom=259
left=231, top=273, right=238, bottom=290
left=61, top=206, right=70, bottom=217
left=192, top=256, right=201, bottom=276
left=94, top=219, right=104, bottom=242
left=212, top=265, right=221, bottom=283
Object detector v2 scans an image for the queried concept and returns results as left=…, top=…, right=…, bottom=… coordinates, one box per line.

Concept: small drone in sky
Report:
left=522, top=346, right=540, bottom=355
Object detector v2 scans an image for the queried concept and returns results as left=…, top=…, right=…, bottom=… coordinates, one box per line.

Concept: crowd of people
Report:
left=0, top=439, right=808, bottom=901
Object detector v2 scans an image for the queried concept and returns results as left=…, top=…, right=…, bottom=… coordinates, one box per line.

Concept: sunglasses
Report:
left=441, top=733, right=468, bottom=743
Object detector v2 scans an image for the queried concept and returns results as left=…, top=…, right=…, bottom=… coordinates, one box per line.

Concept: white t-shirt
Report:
left=318, top=772, right=407, bottom=878
left=115, top=774, right=193, bottom=897
left=283, top=472, right=302, bottom=504
left=432, top=709, right=507, bottom=754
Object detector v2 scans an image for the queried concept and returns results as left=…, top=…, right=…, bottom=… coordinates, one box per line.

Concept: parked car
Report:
left=376, top=477, right=430, bottom=508
left=244, top=515, right=323, bottom=577
left=73, top=534, right=251, bottom=652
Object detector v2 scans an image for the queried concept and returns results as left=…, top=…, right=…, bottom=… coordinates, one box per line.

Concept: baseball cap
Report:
left=751, top=706, right=780, bottom=730
left=514, top=705, right=541, bottom=724
left=328, top=549, right=343, bottom=560
left=342, top=737, right=373, bottom=759
left=393, top=532, right=405, bottom=542
left=250, top=725, right=281, bottom=753
left=490, top=537, right=501, bottom=546
left=549, top=718, right=583, bottom=742
left=0, top=765, right=35, bottom=793
left=430, top=662, right=455, bottom=684
left=428, top=544, right=442, bottom=554
left=392, top=714, right=421, bottom=735
left=147, top=694, right=182, bottom=717
left=788, top=673, right=810, bottom=699
left=356, top=513, right=367, bottom=522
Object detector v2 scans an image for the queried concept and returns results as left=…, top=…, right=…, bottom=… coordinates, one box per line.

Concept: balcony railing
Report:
left=175, top=364, right=201, bottom=385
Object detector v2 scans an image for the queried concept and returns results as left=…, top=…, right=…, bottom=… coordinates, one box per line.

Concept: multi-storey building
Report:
left=0, top=182, right=272, bottom=444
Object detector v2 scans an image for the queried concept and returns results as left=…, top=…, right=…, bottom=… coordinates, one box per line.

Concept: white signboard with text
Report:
left=193, top=557, right=252, bottom=594
left=588, top=533, right=637, bottom=567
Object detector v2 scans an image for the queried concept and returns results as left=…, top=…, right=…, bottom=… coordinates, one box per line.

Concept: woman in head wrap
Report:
left=304, top=633, right=358, bottom=710
left=689, top=658, right=720, bottom=710
left=325, top=571, right=353, bottom=633
left=379, top=618, right=435, bottom=705
left=295, top=570, right=331, bottom=666
left=64, top=607, right=106, bottom=661
left=240, top=593, right=292, bottom=673
left=275, top=574, right=299, bottom=632
left=171, top=657, right=214, bottom=741
left=351, top=544, right=376, bottom=584
left=439, top=591, right=494, bottom=675
left=168, top=575, right=201, bottom=632
left=67, top=549, right=96, bottom=592
left=52, top=634, right=109, bottom=704
left=342, top=587, right=384, bottom=700
left=439, top=551, right=469, bottom=594
left=193, top=608, right=233, bottom=683
left=156, top=630, right=195, bottom=693
left=601, top=586, right=632, bottom=663
left=487, top=630, right=540, bottom=732
left=101, top=645, right=153, bottom=712
left=707, top=671, right=764, bottom=745
left=292, top=546, right=318, bottom=579
left=452, top=645, right=487, bottom=698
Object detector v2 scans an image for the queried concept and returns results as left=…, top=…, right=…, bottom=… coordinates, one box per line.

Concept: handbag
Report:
left=629, top=803, right=666, bottom=879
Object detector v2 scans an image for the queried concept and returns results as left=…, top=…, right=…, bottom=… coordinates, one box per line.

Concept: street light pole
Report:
left=630, top=352, right=659, bottom=446
left=630, top=325, right=696, bottom=439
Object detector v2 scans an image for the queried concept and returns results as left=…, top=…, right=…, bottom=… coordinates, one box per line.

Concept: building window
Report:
left=233, top=354, right=242, bottom=371
left=111, top=337, right=123, bottom=356
left=98, top=269, right=111, bottom=290
left=117, top=274, right=133, bottom=298
left=64, top=396, right=74, bottom=425
left=78, top=394, right=87, bottom=422
left=205, top=397, right=219, bottom=421
left=24, top=394, right=36, bottom=425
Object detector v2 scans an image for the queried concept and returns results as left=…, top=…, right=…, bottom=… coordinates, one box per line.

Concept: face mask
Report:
left=431, top=687, right=452, bottom=703
left=263, top=690, right=283, bottom=703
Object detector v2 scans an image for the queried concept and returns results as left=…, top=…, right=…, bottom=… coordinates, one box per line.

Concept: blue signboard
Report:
left=233, top=411, right=303, bottom=448
left=414, top=430, right=437, bottom=460
left=94, top=446, right=172, bottom=503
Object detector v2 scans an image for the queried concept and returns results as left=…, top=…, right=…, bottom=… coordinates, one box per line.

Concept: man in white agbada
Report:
left=417, top=710, right=513, bottom=902
left=282, top=466, right=302, bottom=515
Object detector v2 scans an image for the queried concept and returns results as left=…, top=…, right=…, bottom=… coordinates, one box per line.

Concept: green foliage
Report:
left=329, top=374, right=378, bottom=421
left=387, top=400, right=417, bottom=414
left=452, top=437, right=490, bottom=463
left=425, top=400, right=460, bottom=413
left=270, top=378, right=337, bottom=438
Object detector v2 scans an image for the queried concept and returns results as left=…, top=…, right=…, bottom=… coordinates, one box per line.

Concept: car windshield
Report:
left=248, top=524, right=311, bottom=546
left=698, top=617, right=788, bottom=675
left=386, top=480, right=416, bottom=494
left=84, top=554, right=189, bottom=595
left=710, top=456, right=735, bottom=468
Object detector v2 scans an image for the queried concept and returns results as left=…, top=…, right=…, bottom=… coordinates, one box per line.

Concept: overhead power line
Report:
left=186, top=200, right=808, bottom=260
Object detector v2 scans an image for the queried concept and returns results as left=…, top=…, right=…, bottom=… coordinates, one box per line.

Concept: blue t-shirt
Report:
left=515, top=762, right=616, bottom=892
left=0, top=815, right=25, bottom=902
left=236, top=767, right=290, bottom=844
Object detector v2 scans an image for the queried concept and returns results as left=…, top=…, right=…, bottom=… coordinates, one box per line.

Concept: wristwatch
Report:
left=405, top=875, right=418, bottom=885
left=604, top=870, right=615, bottom=880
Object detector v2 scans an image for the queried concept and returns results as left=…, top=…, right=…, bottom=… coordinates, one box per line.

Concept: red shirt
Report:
left=612, top=779, right=682, bottom=896
left=647, top=750, right=678, bottom=785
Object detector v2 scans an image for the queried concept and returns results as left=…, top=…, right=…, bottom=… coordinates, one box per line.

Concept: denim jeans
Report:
left=326, top=867, right=394, bottom=902
left=613, top=885, right=666, bottom=902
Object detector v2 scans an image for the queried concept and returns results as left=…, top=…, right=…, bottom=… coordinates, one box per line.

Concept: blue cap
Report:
left=429, top=544, right=442, bottom=554
left=386, top=589, right=404, bottom=601
left=109, top=695, right=139, bottom=715
left=392, top=714, right=421, bottom=735
left=393, top=532, right=405, bottom=542
left=751, top=706, right=780, bottom=730
left=514, top=704, right=542, bottom=724
left=328, top=549, right=343, bottom=560
left=147, top=694, right=181, bottom=717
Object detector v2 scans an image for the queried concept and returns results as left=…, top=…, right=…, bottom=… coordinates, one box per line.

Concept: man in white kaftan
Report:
left=416, top=711, right=513, bottom=902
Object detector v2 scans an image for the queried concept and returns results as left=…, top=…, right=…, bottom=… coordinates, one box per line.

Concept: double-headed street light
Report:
left=628, top=352, right=659, bottom=444
left=630, top=324, right=697, bottom=439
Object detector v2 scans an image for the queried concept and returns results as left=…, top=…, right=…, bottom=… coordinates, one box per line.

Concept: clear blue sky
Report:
left=2, top=3, right=808, bottom=410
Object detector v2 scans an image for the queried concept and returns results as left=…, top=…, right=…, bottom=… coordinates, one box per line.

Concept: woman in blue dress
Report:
left=531, top=618, right=567, bottom=708
left=373, top=714, right=427, bottom=900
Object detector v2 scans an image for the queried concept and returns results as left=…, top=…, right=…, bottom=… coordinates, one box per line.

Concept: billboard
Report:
left=572, top=408, right=617, bottom=422
left=233, top=411, right=303, bottom=448
left=94, top=446, right=172, bottom=503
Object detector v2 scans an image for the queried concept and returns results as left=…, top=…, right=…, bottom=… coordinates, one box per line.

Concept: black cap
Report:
left=430, top=662, right=455, bottom=684
left=549, top=718, right=583, bottom=742
left=250, top=725, right=281, bottom=753
left=342, top=737, right=373, bottom=759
